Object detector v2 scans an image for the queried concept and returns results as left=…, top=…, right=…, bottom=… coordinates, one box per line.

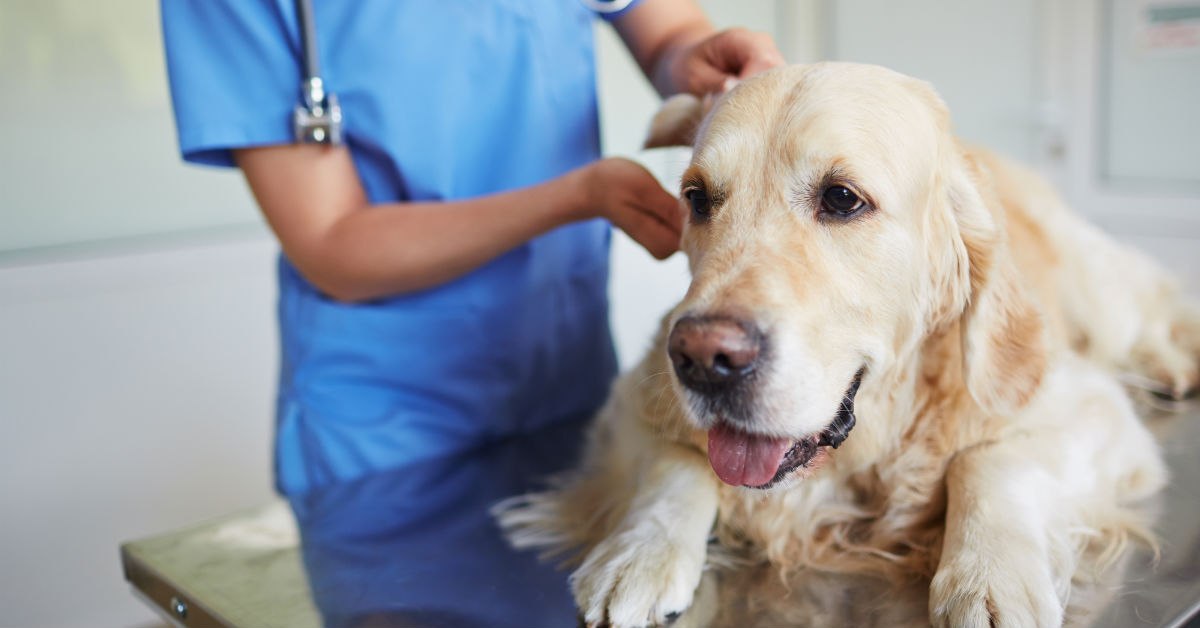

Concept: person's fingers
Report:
left=623, top=192, right=682, bottom=259
left=626, top=210, right=680, bottom=259
left=678, top=29, right=784, bottom=96
left=727, top=30, right=785, bottom=77
left=709, top=28, right=785, bottom=81
left=609, top=206, right=672, bottom=259
left=645, top=194, right=684, bottom=238
left=594, top=158, right=681, bottom=259
left=738, top=50, right=785, bottom=79
left=682, top=60, right=731, bottom=96
left=629, top=172, right=683, bottom=232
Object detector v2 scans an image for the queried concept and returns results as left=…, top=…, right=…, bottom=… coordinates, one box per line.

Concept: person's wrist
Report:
left=559, top=161, right=600, bottom=223
left=658, top=37, right=704, bottom=96
left=658, top=47, right=688, bottom=96
left=651, top=22, right=714, bottom=96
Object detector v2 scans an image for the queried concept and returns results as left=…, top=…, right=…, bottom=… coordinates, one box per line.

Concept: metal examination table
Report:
left=122, top=405, right=1200, bottom=627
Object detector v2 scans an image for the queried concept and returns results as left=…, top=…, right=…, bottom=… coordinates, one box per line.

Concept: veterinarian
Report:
left=161, top=0, right=784, bottom=495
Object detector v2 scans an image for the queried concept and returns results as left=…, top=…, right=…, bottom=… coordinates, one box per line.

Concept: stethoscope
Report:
left=291, top=0, right=637, bottom=146
left=292, top=0, right=342, bottom=145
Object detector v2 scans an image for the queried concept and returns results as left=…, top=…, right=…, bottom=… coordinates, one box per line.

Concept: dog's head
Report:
left=655, top=63, right=1046, bottom=489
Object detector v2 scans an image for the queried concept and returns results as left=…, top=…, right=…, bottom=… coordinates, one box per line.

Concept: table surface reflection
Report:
left=122, top=408, right=1200, bottom=628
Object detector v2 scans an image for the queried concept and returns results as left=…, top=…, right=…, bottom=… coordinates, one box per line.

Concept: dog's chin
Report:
left=702, top=368, right=864, bottom=490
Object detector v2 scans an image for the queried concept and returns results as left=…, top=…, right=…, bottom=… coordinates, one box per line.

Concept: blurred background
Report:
left=1, top=0, right=1198, bottom=625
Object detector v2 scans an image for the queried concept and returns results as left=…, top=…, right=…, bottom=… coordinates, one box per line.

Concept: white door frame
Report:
left=1039, top=0, right=1200, bottom=238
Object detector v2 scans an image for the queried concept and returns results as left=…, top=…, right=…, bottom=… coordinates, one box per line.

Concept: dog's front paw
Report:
left=1125, top=301, right=1200, bottom=401
left=1131, top=337, right=1199, bottom=402
left=571, top=527, right=704, bottom=628
left=929, top=545, right=1063, bottom=628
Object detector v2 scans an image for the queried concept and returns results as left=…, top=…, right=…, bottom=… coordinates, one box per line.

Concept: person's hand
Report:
left=575, top=158, right=683, bottom=260
left=667, top=27, right=785, bottom=96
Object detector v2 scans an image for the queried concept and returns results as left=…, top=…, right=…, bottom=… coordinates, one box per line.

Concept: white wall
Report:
left=1102, top=0, right=1200, bottom=188
left=0, top=1, right=261, bottom=253
left=0, top=2, right=278, bottom=625
left=0, top=237, right=280, bottom=626
left=826, top=0, right=1042, bottom=164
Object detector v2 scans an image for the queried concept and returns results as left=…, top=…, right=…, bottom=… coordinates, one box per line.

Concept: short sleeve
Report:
left=582, top=0, right=645, bottom=21
left=161, top=1, right=299, bottom=167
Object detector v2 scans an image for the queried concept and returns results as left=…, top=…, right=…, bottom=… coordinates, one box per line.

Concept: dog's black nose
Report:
left=668, top=315, right=762, bottom=394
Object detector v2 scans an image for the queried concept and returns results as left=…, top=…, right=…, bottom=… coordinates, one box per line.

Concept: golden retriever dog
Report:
left=497, top=62, right=1200, bottom=628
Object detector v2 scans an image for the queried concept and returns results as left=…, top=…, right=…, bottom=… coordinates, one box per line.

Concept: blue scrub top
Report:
left=162, top=0, right=641, bottom=495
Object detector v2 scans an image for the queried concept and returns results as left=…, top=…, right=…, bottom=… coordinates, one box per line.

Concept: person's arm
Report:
left=236, top=145, right=680, bottom=303
left=613, top=0, right=786, bottom=97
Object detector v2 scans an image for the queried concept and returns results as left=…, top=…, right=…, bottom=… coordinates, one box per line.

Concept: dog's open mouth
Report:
left=706, top=369, right=864, bottom=488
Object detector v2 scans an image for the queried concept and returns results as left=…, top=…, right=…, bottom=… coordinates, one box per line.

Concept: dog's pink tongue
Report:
left=707, top=422, right=793, bottom=487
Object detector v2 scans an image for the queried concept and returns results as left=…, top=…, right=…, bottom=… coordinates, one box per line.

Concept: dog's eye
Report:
left=685, top=188, right=711, bottom=220
left=820, top=185, right=865, bottom=217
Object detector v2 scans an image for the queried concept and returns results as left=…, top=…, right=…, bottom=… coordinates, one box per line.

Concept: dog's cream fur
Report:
left=497, top=63, right=1199, bottom=628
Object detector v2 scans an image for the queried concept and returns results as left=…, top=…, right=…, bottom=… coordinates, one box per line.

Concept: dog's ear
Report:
left=950, top=151, right=1048, bottom=415
left=644, top=93, right=710, bottom=148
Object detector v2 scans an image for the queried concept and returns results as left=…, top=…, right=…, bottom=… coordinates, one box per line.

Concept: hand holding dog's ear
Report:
left=668, top=27, right=785, bottom=96
left=578, top=158, right=683, bottom=260
left=644, top=28, right=783, bottom=147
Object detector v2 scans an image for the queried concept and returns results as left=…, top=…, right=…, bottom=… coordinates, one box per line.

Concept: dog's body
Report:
left=498, top=63, right=1200, bottom=628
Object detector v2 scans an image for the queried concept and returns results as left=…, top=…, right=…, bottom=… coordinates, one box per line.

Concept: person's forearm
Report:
left=237, top=145, right=680, bottom=303
left=614, top=0, right=715, bottom=97
left=295, top=170, right=589, bottom=302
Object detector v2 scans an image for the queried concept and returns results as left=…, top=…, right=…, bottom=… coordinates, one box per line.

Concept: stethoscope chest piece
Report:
left=294, top=76, right=343, bottom=145
left=292, top=0, right=343, bottom=145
